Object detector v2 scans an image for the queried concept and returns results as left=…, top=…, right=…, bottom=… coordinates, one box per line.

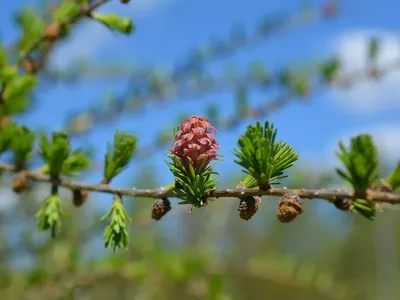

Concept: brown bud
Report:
left=121, top=0, right=130, bottom=3
left=322, top=1, right=337, bottom=18
left=44, top=24, right=61, bottom=40
left=277, top=193, right=303, bottom=223
left=369, top=183, right=392, bottom=193
left=151, top=198, right=172, bottom=221
left=0, top=116, right=10, bottom=129
left=259, top=182, right=272, bottom=190
left=73, top=189, right=89, bottom=207
left=333, top=198, right=353, bottom=211
left=101, top=177, right=109, bottom=184
left=200, top=197, right=208, bottom=207
left=22, top=57, right=39, bottom=74
left=12, top=172, right=29, bottom=194
left=238, top=196, right=262, bottom=221
left=380, top=185, right=392, bottom=193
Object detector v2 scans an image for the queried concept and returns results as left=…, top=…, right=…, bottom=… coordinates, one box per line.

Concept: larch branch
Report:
left=1, top=163, right=399, bottom=204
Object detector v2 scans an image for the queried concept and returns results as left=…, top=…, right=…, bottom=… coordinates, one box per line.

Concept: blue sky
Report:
left=1, top=0, right=400, bottom=218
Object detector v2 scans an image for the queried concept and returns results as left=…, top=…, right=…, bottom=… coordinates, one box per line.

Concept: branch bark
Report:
left=1, top=163, right=399, bottom=203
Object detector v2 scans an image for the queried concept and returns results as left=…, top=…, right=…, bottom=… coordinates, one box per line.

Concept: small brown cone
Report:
left=151, top=198, right=172, bottom=221
left=22, top=57, right=39, bottom=74
left=238, top=196, right=262, bottom=221
left=73, top=189, right=89, bottom=207
left=44, top=24, right=61, bottom=40
left=277, top=193, right=303, bottom=223
left=121, top=0, right=130, bottom=3
left=12, top=172, right=29, bottom=194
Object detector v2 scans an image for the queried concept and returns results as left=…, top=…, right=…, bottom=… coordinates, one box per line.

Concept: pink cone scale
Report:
left=171, top=115, right=220, bottom=171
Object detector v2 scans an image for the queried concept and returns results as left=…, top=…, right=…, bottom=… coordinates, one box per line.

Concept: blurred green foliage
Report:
left=1, top=166, right=400, bottom=299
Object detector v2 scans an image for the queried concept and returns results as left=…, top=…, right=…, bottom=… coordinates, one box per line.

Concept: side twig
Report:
left=18, top=0, right=110, bottom=65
